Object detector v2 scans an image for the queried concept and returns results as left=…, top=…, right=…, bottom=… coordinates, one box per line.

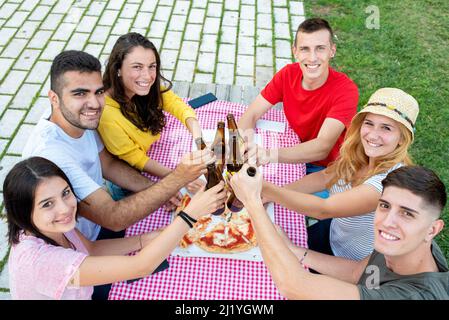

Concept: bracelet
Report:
left=299, top=249, right=308, bottom=266
left=177, top=211, right=197, bottom=228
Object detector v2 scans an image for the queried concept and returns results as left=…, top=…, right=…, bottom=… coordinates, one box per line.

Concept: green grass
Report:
left=306, top=0, right=449, bottom=260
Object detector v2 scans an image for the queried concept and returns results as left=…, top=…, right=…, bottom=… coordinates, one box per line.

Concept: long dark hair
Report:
left=3, top=157, right=77, bottom=246
left=103, top=32, right=171, bottom=134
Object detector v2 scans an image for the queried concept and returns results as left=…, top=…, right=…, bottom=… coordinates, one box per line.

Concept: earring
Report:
left=117, top=71, right=121, bottom=77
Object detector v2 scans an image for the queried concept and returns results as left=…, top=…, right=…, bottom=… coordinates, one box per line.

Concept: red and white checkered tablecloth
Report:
left=109, top=100, right=307, bottom=300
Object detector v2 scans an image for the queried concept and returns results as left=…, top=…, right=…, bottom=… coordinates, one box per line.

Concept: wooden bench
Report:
left=171, top=81, right=283, bottom=110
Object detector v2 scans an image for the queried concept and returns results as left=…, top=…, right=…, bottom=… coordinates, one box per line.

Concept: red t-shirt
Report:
left=261, top=63, right=359, bottom=167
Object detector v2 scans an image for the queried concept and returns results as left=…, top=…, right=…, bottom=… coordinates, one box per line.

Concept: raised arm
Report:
left=229, top=164, right=362, bottom=299
left=78, top=150, right=214, bottom=231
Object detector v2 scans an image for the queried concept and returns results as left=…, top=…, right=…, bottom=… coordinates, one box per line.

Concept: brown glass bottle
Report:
left=211, top=122, right=226, bottom=174
left=226, top=114, right=245, bottom=172
left=205, top=162, right=226, bottom=215
left=226, top=166, right=257, bottom=212
left=195, top=137, right=207, bottom=150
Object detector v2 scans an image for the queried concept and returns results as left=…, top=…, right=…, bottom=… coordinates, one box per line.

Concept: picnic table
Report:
left=108, top=83, right=306, bottom=300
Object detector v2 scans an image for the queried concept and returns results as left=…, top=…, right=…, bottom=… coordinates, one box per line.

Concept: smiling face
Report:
left=374, top=186, right=442, bottom=258
left=360, top=113, right=403, bottom=161
left=292, top=29, right=336, bottom=90
left=120, top=46, right=157, bottom=99
left=31, top=176, right=77, bottom=240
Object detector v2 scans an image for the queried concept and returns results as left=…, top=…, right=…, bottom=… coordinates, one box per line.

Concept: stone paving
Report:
left=0, top=0, right=305, bottom=298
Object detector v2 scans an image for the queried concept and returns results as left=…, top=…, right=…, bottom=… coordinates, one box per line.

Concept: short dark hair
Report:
left=50, top=50, right=102, bottom=96
left=295, top=17, right=334, bottom=46
left=382, top=166, right=447, bottom=217
left=3, top=157, right=78, bottom=246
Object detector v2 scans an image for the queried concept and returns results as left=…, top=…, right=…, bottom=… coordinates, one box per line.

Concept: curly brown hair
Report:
left=103, top=32, right=172, bottom=134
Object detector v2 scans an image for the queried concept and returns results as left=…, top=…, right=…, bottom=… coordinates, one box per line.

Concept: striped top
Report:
left=329, top=163, right=403, bottom=260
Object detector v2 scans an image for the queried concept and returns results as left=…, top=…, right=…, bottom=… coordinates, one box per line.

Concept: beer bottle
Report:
left=205, top=162, right=226, bottom=215
left=226, top=166, right=257, bottom=212
left=195, top=137, right=207, bottom=150
left=211, top=122, right=225, bottom=174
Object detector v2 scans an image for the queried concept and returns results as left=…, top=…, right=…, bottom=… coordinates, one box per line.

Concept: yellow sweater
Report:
left=98, top=90, right=197, bottom=171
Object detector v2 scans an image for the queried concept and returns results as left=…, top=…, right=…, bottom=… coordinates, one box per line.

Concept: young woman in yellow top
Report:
left=98, top=32, right=204, bottom=193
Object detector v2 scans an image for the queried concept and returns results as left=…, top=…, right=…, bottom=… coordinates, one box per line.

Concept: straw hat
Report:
left=357, top=88, right=419, bottom=140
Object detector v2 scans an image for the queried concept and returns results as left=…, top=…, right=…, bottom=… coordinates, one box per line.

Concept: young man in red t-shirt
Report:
left=239, top=18, right=359, bottom=197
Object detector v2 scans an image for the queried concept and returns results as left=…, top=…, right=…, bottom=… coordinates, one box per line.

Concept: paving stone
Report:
left=40, top=0, right=58, bottom=6
left=28, top=30, right=52, bottom=49
left=0, top=95, right=12, bottom=115
left=241, top=5, right=255, bottom=20
left=63, top=6, right=84, bottom=24
left=159, top=0, right=174, bottom=5
left=275, top=22, right=291, bottom=40
left=4, top=11, right=29, bottom=28
left=87, top=1, right=107, bottom=16
left=121, top=3, right=139, bottom=19
left=154, top=5, right=172, bottom=22
left=65, top=32, right=90, bottom=51
left=25, top=97, right=50, bottom=124
left=273, top=0, right=287, bottom=6
left=26, top=61, right=51, bottom=84
left=160, top=49, right=178, bottom=70
left=76, top=15, right=99, bottom=33
left=179, top=41, right=199, bottom=61
left=39, top=75, right=50, bottom=97
left=106, top=0, right=125, bottom=10
left=255, top=66, right=273, bottom=86
left=238, top=36, right=254, bottom=55
left=276, top=58, right=292, bottom=72
left=218, top=43, right=235, bottom=64
left=40, top=13, right=63, bottom=30
left=1, top=38, right=27, bottom=58
left=257, top=0, right=271, bottom=14
left=256, top=46, right=273, bottom=66
left=197, top=52, right=216, bottom=73
left=0, top=140, right=8, bottom=155
left=257, top=13, right=272, bottom=29
left=7, top=124, right=35, bottom=154
left=0, top=291, right=11, bottom=301
left=140, top=0, right=157, bottom=12
left=174, top=60, right=195, bottom=82
left=0, top=156, right=22, bottom=192
left=0, top=3, right=19, bottom=19
left=199, top=34, right=217, bottom=53
left=40, top=41, right=66, bottom=61
left=215, top=62, right=234, bottom=84
left=173, top=0, right=190, bottom=15
left=0, top=110, right=25, bottom=138
left=188, top=8, right=205, bottom=23
left=19, top=0, right=38, bottom=11
left=90, top=25, right=111, bottom=44
left=147, top=20, right=167, bottom=38
left=16, top=20, right=39, bottom=39
left=207, top=2, right=222, bottom=18
left=184, top=24, right=201, bottom=41
left=111, top=18, right=132, bottom=35
left=85, top=44, right=103, bottom=58
left=256, top=29, right=272, bottom=46
left=9, top=84, right=40, bottom=110
left=98, top=9, right=119, bottom=26
left=28, top=5, right=51, bottom=21
left=222, top=10, right=238, bottom=27
left=221, top=26, right=236, bottom=44
left=0, top=71, right=27, bottom=95
left=168, top=15, right=186, bottom=31
left=73, top=0, right=90, bottom=7
left=290, top=1, right=305, bottom=16
left=241, top=0, right=255, bottom=4
left=235, top=75, right=253, bottom=85
left=203, top=17, right=220, bottom=34
left=133, top=12, right=152, bottom=29
left=0, top=58, right=14, bottom=81
left=275, top=39, right=292, bottom=59
left=274, top=7, right=289, bottom=23
left=51, top=0, right=73, bottom=14
left=149, top=37, right=162, bottom=50
left=162, top=69, right=173, bottom=80
left=14, top=49, right=40, bottom=71
left=224, top=0, right=239, bottom=11
left=239, top=19, right=255, bottom=37
left=53, top=22, right=77, bottom=41
left=0, top=19, right=4, bottom=28
left=194, top=73, right=213, bottom=84
left=162, top=31, right=182, bottom=49
left=0, top=27, right=16, bottom=46
left=192, top=0, right=207, bottom=9
left=236, top=55, right=254, bottom=76
left=102, top=34, right=120, bottom=55
left=291, top=15, right=305, bottom=30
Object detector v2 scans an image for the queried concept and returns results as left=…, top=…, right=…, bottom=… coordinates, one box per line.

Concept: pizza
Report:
left=174, top=194, right=257, bottom=253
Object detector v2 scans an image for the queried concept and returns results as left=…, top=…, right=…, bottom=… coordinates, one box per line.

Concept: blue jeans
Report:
left=305, top=163, right=329, bottom=199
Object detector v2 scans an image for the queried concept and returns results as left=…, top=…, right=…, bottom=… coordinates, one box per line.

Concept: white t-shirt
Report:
left=329, top=163, right=403, bottom=260
left=22, top=115, right=104, bottom=240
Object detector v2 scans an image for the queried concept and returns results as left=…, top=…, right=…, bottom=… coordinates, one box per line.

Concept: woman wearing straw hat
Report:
left=262, top=88, right=419, bottom=261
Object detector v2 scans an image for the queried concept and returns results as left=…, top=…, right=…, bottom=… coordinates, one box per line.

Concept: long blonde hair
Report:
left=326, top=113, right=414, bottom=188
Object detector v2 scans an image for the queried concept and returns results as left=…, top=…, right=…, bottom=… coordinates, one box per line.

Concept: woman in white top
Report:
left=263, top=88, right=419, bottom=260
